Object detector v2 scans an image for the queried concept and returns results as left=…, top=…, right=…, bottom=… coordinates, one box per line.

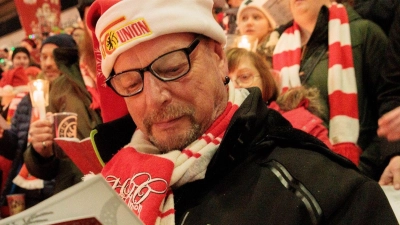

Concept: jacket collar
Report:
left=206, top=87, right=340, bottom=179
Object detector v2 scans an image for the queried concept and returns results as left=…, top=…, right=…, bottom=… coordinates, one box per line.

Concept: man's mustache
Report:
left=143, top=105, right=195, bottom=129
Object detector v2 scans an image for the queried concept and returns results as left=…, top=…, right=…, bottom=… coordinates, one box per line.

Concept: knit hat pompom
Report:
left=40, top=34, right=77, bottom=51
left=237, top=0, right=277, bottom=29
left=86, top=0, right=227, bottom=78
left=12, top=47, right=30, bottom=60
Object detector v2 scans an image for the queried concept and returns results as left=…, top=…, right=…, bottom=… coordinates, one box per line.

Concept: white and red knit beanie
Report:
left=86, top=0, right=227, bottom=78
left=237, top=0, right=277, bottom=29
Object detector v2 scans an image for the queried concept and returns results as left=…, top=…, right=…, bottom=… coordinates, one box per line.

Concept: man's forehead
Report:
left=114, top=34, right=195, bottom=66
left=40, top=43, right=58, bottom=54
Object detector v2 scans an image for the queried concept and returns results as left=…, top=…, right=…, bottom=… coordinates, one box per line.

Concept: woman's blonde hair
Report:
left=276, top=86, right=325, bottom=118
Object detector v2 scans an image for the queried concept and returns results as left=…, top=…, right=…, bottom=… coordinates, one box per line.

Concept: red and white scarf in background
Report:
left=101, top=83, right=249, bottom=225
left=273, top=3, right=361, bottom=165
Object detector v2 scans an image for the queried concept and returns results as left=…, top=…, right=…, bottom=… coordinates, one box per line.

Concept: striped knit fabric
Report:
left=273, top=3, right=361, bottom=164
left=101, top=82, right=249, bottom=225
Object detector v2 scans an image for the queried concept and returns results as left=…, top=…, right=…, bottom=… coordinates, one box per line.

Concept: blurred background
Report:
left=0, top=0, right=79, bottom=48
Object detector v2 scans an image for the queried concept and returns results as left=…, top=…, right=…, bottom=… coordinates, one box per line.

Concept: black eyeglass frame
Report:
left=105, top=37, right=201, bottom=97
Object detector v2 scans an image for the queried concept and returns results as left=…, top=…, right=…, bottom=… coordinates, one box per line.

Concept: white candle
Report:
left=32, top=81, right=46, bottom=120
left=238, top=36, right=251, bottom=51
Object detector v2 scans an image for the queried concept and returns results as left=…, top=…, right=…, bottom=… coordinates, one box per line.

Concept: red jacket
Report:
left=269, top=102, right=333, bottom=150
left=0, top=67, right=29, bottom=87
left=269, top=102, right=361, bottom=165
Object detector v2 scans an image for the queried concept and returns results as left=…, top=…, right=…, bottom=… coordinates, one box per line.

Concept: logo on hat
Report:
left=100, top=18, right=153, bottom=59
left=104, top=31, right=119, bottom=54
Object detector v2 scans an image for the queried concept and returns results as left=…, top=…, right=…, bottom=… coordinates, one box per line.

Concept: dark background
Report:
left=0, top=0, right=78, bottom=38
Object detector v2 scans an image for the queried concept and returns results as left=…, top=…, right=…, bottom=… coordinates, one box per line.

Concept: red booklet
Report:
left=52, top=217, right=102, bottom=225
left=54, top=137, right=103, bottom=174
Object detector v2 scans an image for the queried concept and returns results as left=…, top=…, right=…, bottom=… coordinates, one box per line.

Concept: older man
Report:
left=87, top=0, right=397, bottom=224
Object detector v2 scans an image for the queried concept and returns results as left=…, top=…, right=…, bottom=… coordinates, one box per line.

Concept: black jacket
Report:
left=0, top=95, right=31, bottom=207
left=354, top=0, right=396, bottom=35
left=93, top=88, right=397, bottom=224
left=377, top=1, right=400, bottom=163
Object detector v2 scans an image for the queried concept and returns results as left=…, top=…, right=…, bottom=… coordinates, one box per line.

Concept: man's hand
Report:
left=0, top=127, right=3, bottom=139
left=29, top=117, right=54, bottom=158
left=378, top=106, right=400, bottom=141
left=379, top=156, right=400, bottom=189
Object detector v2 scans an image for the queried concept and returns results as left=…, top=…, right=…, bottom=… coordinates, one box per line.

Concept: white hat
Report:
left=237, top=0, right=277, bottom=29
left=87, top=0, right=227, bottom=78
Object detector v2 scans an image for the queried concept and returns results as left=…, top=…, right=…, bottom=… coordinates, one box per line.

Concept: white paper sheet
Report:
left=382, top=185, right=400, bottom=223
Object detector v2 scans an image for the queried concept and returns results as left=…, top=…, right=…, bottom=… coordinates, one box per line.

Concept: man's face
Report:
left=40, top=43, right=62, bottom=82
left=113, top=33, right=228, bottom=153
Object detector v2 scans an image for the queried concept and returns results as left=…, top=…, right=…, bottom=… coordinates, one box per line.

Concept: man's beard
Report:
left=144, top=105, right=202, bottom=153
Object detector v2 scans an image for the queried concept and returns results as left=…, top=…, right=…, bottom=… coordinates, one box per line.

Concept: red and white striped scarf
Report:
left=101, top=83, right=249, bottom=225
left=273, top=3, right=361, bottom=164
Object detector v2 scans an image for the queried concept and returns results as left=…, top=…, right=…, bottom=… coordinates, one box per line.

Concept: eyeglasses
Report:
left=230, top=72, right=260, bottom=87
left=106, top=37, right=201, bottom=97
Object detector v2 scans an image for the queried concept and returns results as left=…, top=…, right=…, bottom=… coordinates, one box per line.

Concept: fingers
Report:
left=379, top=156, right=400, bottom=189
left=378, top=107, right=400, bottom=126
left=392, top=170, right=400, bottom=190
left=29, top=120, right=53, bottom=137
left=29, top=119, right=54, bottom=158
left=379, top=166, right=393, bottom=186
left=390, top=156, right=400, bottom=190
left=30, top=119, right=53, bottom=131
left=378, top=107, right=400, bottom=141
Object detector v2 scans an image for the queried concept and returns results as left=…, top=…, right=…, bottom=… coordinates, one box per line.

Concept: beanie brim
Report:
left=40, top=34, right=77, bottom=51
left=88, top=0, right=226, bottom=78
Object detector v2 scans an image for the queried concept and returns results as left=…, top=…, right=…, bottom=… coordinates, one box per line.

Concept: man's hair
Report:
left=77, top=0, right=94, bottom=20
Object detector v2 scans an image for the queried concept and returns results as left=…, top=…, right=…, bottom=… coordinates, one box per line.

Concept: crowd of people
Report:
left=0, top=0, right=399, bottom=224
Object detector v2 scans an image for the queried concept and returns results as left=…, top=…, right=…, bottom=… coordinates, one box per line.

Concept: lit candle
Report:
left=238, top=36, right=251, bottom=51
left=32, top=80, right=46, bottom=120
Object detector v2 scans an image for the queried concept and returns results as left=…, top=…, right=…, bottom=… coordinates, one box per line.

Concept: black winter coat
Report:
left=92, top=88, right=397, bottom=224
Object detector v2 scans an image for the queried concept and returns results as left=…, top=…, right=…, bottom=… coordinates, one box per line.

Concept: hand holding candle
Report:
left=29, top=79, right=49, bottom=120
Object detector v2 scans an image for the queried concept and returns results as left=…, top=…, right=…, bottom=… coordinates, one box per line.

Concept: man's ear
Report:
left=213, top=41, right=228, bottom=77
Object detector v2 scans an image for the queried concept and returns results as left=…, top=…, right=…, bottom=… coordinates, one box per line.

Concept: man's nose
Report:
left=143, top=71, right=172, bottom=107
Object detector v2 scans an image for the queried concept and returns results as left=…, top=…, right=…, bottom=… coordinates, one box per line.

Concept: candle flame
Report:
left=238, top=36, right=251, bottom=51
left=33, top=80, right=44, bottom=91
